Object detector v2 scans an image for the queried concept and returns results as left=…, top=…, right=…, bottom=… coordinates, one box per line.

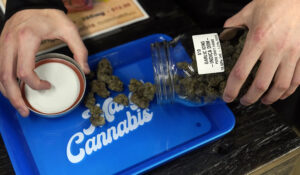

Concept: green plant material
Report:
left=90, top=80, right=110, bottom=98
left=113, top=94, right=129, bottom=106
left=128, top=79, right=143, bottom=92
left=107, top=75, right=124, bottom=92
left=89, top=106, right=105, bottom=126
left=98, top=74, right=111, bottom=83
left=90, top=114, right=105, bottom=126
left=130, top=93, right=149, bottom=109
left=129, top=79, right=156, bottom=108
left=141, top=82, right=156, bottom=101
left=84, top=92, right=96, bottom=109
left=97, top=58, right=113, bottom=77
left=97, top=58, right=124, bottom=92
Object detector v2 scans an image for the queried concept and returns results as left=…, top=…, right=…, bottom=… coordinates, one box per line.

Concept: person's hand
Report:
left=0, top=9, right=90, bottom=117
left=222, top=0, right=300, bottom=106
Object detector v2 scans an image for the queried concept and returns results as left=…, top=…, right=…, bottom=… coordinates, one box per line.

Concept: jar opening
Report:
left=151, top=41, right=175, bottom=104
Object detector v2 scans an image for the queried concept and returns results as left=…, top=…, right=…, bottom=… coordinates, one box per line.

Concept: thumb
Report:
left=224, top=12, right=245, bottom=28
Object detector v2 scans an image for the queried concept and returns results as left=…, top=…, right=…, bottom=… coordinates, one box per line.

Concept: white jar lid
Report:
left=21, top=55, right=86, bottom=117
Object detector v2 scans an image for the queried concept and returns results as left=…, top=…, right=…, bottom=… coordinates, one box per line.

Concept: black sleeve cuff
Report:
left=4, top=0, right=67, bottom=22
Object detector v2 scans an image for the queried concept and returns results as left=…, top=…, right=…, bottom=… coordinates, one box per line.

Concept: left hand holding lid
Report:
left=0, top=9, right=90, bottom=117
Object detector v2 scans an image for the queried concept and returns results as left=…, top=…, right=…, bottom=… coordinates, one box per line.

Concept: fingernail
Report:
left=280, top=95, right=288, bottom=100
left=280, top=96, right=286, bottom=100
left=42, top=81, right=51, bottom=89
left=261, top=98, right=271, bottom=105
left=45, top=82, right=51, bottom=89
left=18, top=108, right=28, bottom=117
left=84, top=63, right=90, bottom=73
left=223, top=95, right=233, bottom=103
left=240, top=98, right=250, bottom=106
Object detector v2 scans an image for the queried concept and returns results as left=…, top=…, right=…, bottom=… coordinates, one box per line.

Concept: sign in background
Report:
left=0, top=0, right=148, bottom=54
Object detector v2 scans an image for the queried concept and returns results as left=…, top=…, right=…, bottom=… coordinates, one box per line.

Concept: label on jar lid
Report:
left=192, top=33, right=224, bottom=75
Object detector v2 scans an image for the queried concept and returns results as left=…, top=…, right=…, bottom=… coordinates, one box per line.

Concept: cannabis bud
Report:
left=129, top=79, right=156, bottom=109
left=113, top=94, right=129, bottom=106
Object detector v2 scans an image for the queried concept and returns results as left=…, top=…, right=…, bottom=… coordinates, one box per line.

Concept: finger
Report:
left=0, top=43, right=29, bottom=117
left=4, top=79, right=29, bottom=117
left=220, top=27, right=246, bottom=41
left=223, top=1, right=253, bottom=28
left=280, top=58, right=300, bottom=99
left=0, top=82, right=7, bottom=97
left=60, top=25, right=90, bottom=74
left=223, top=31, right=264, bottom=102
left=280, top=84, right=298, bottom=100
left=240, top=50, right=281, bottom=106
left=17, top=29, right=51, bottom=90
left=261, top=55, right=297, bottom=104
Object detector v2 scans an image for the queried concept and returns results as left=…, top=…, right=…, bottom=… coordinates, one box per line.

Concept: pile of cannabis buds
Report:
left=84, top=30, right=258, bottom=127
left=175, top=30, right=259, bottom=103
left=84, top=58, right=156, bottom=126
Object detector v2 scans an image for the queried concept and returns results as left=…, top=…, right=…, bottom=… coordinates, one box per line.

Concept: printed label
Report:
left=192, top=33, right=224, bottom=74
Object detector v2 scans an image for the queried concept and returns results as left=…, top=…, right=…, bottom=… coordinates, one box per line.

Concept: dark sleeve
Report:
left=5, top=0, right=67, bottom=21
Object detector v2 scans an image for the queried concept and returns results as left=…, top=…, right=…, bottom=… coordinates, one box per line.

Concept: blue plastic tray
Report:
left=0, top=34, right=235, bottom=175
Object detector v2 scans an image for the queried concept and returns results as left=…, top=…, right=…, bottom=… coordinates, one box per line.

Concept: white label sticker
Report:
left=192, top=33, right=224, bottom=75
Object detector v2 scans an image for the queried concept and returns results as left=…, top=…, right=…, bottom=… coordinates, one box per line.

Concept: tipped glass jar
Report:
left=151, top=29, right=254, bottom=107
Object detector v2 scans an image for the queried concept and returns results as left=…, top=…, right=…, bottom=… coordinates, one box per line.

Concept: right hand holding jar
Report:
left=152, top=29, right=260, bottom=107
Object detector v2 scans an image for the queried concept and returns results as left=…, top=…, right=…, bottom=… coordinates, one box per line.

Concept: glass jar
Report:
left=151, top=29, right=248, bottom=107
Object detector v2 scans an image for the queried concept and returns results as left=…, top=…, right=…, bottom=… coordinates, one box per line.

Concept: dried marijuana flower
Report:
left=113, top=94, right=129, bottom=106
left=129, top=79, right=156, bottom=109
left=89, top=106, right=105, bottom=126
